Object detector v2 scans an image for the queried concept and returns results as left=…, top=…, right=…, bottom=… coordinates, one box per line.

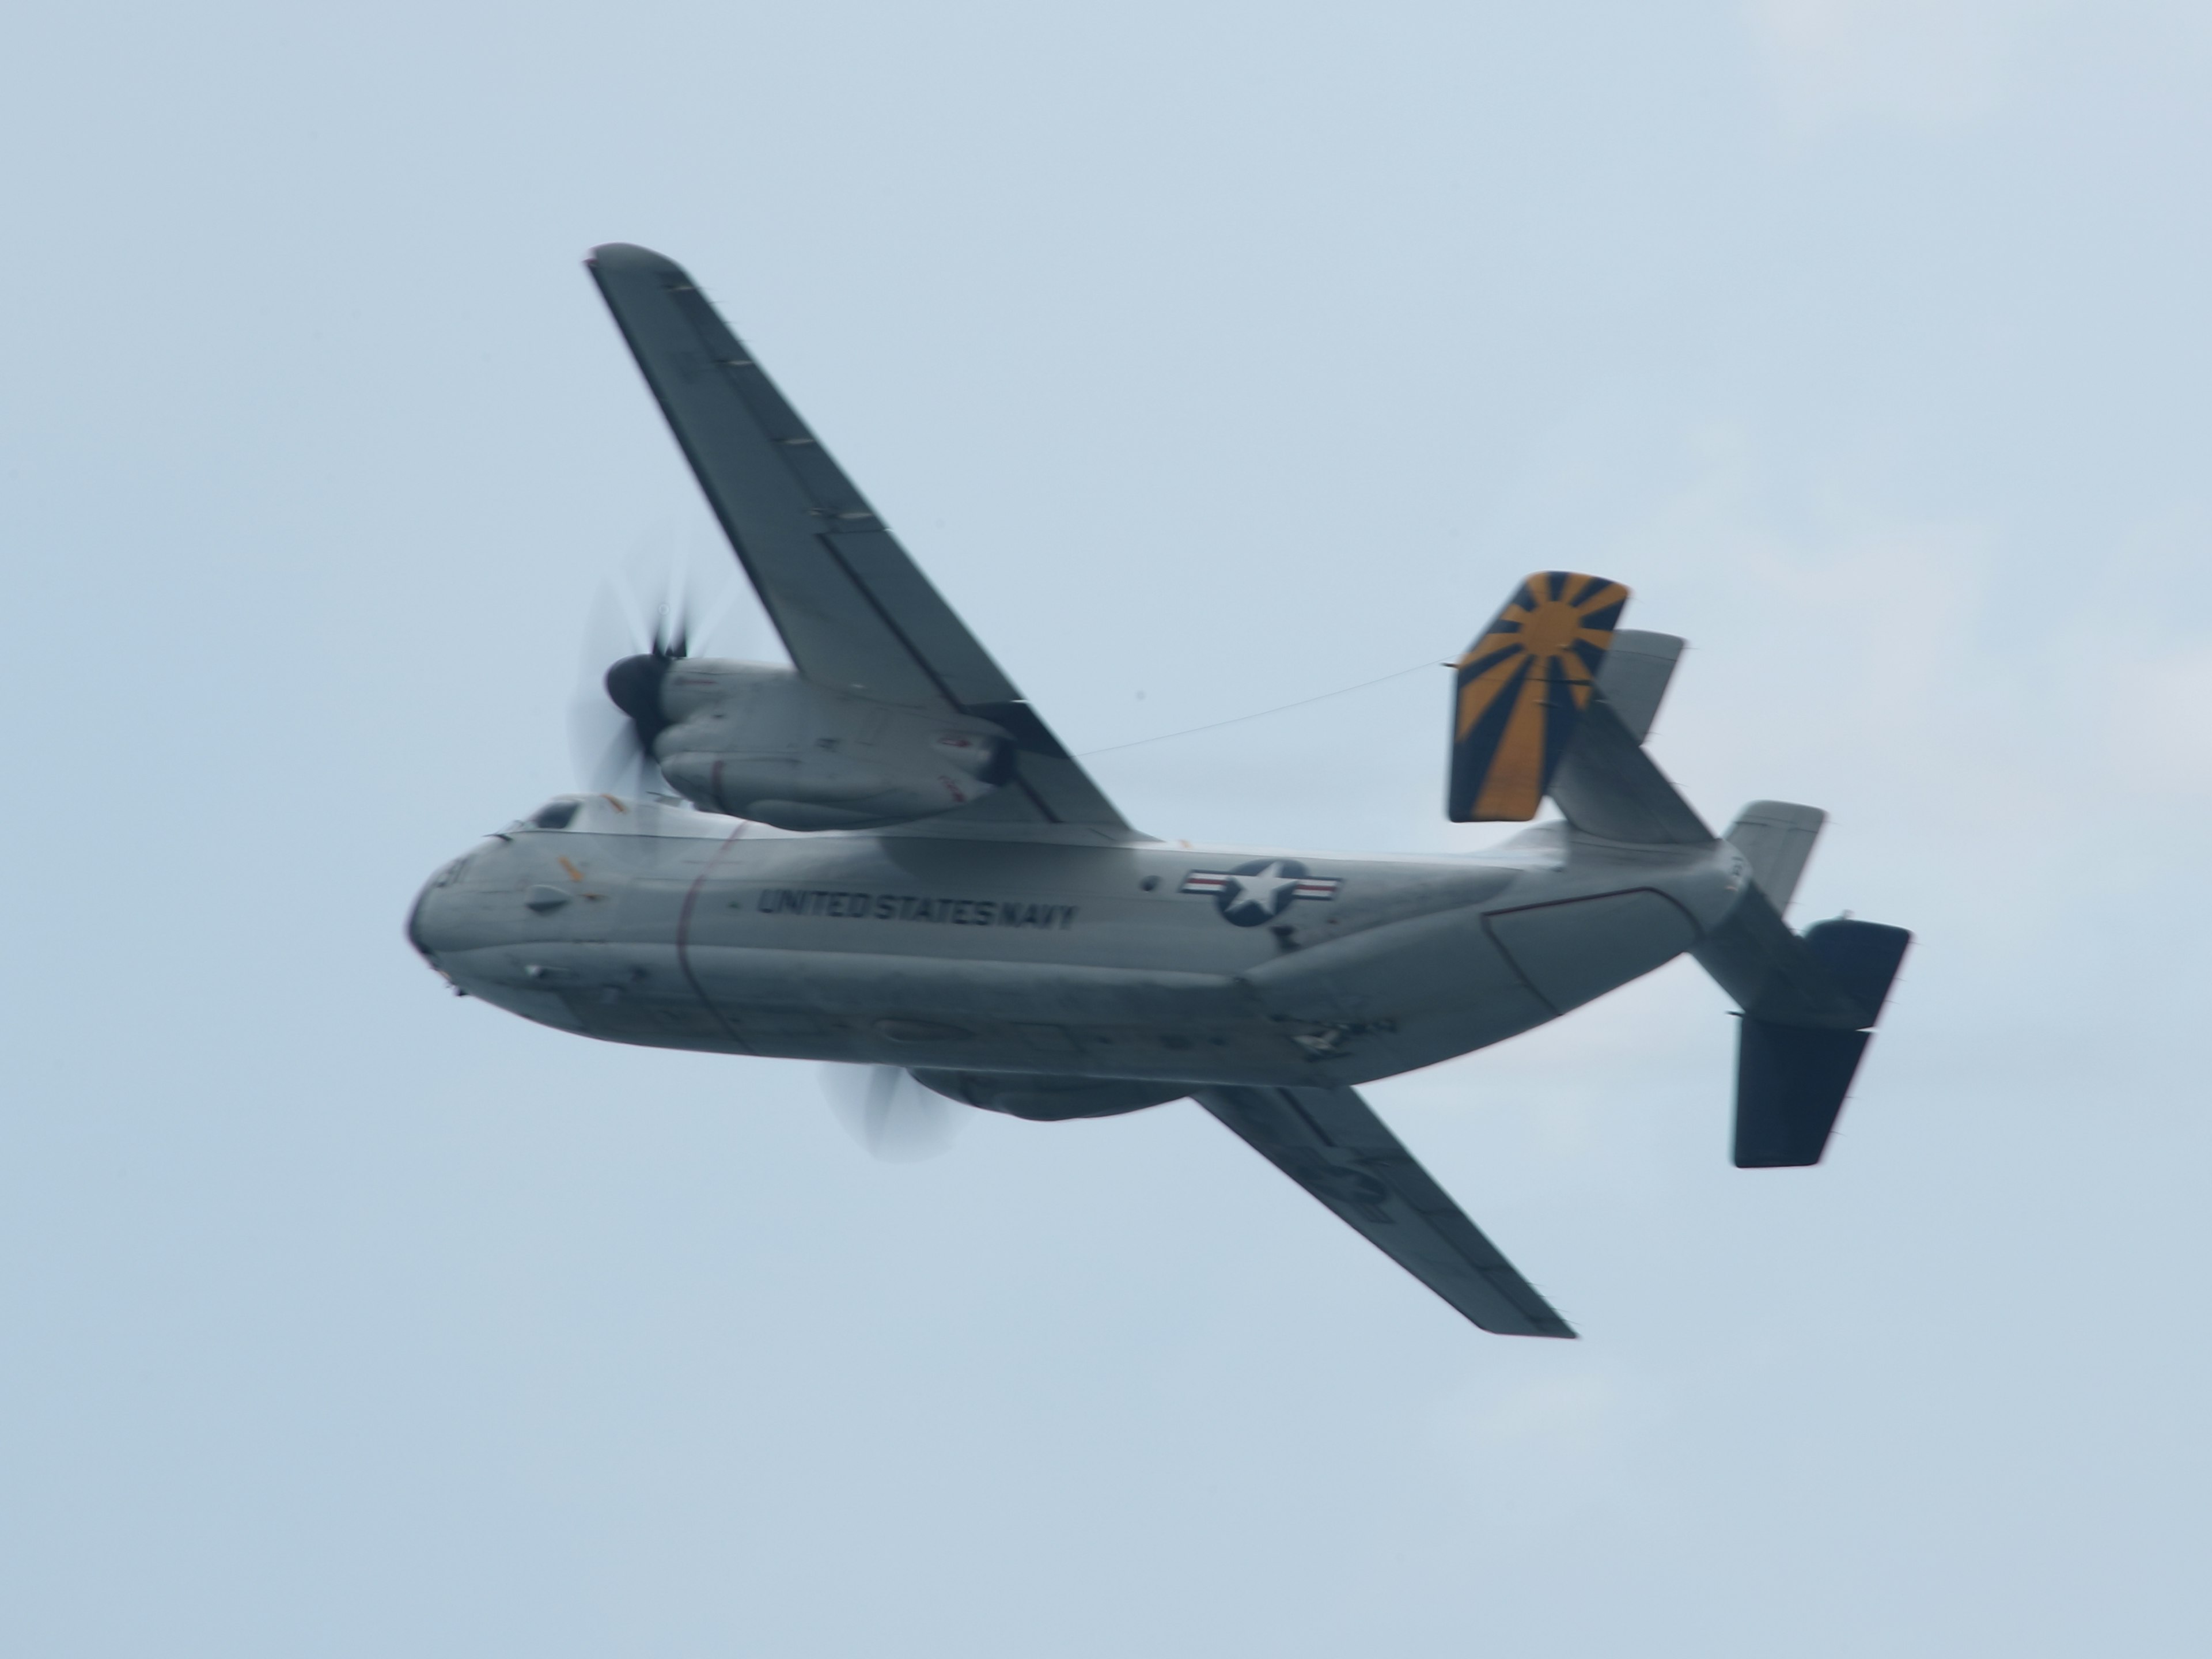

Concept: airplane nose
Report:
left=406, top=876, right=438, bottom=961
left=406, top=859, right=463, bottom=964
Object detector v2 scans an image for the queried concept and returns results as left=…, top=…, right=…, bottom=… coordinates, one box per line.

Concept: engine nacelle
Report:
left=645, top=659, right=1012, bottom=831
left=907, top=1070, right=1187, bottom=1121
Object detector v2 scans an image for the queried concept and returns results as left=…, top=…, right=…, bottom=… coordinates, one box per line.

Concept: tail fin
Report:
left=1592, top=628, right=1683, bottom=742
left=1543, top=629, right=1711, bottom=846
left=1447, top=577, right=1908, bottom=1164
left=1732, top=915, right=1911, bottom=1166
left=1733, top=1022, right=1872, bottom=1168
left=1448, top=572, right=1628, bottom=822
left=1698, top=887, right=1912, bottom=1168
left=1726, top=801, right=1825, bottom=913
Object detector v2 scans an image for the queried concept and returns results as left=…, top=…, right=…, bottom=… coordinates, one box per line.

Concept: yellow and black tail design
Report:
left=1448, top=571, right=1630, bottom=821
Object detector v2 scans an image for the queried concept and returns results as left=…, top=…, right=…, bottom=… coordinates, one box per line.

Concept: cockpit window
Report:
left=529, top=800, right=580, bottom=830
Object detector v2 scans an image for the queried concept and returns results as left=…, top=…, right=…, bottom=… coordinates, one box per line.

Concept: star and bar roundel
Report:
left=1448, top=571, right=1629, bottom=823
left=1180, top=859, right=1340, bottom=927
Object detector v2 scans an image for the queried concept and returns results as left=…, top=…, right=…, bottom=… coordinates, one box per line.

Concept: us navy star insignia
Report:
left=1179, top=860, right=1341, bottom=926
left=1226, top=862, right=1296, bottom=919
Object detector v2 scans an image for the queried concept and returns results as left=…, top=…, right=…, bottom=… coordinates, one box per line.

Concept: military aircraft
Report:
left=407, top=243, right=1911, bottom=1338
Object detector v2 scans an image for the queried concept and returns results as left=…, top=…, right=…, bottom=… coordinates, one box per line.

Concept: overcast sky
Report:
left=4, top=2, right=2210, bottom=1654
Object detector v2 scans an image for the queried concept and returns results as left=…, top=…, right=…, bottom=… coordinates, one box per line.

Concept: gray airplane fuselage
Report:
left=407, top=795, right=1753, bottom=1113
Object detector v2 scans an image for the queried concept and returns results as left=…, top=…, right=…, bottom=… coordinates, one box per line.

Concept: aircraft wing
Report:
left=1191, top=1084, right=1574, bottom=1337
left=585, top=243, right=1132, bottom=833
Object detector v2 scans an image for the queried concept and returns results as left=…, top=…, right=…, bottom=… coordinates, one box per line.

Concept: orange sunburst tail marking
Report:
left=1448, top=571, right=1631, bottom=822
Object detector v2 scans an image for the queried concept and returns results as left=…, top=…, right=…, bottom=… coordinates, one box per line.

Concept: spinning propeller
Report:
left=819, top=1064, right=964, bottom=1162
left=568, top=552, right=767, bottom=798
left=569, top=549, right=963, bottom=1161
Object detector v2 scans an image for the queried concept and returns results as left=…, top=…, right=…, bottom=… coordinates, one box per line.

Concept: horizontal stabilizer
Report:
left=1701, top=905, right=1912, bottom=1167
left=1694, top=886, right=1867, bottom=1029
left=1801, top=917, right=1911, bottom=1027
left=1192, top=1084, right=1574, bottom=1337
left=1726, top=801, right=1825, bottom=914
left=1733, top=1021, right=1870, bottom=1167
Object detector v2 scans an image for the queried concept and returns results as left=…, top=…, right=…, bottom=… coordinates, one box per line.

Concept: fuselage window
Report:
left=529, top=801, right=579, bottom=830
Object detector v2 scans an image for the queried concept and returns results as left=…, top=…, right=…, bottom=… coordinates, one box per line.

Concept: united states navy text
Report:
left=754, top=889, right=1077, bottom=929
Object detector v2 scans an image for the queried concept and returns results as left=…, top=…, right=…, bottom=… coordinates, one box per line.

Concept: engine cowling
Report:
left=639, top=658, right=1013, bottom=830
left=907, top=1070, right=1187, bottom=1121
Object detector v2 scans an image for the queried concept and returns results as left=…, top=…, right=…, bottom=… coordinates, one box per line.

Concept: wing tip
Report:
left=1486, top=1311, right=1578, bottom=1339
left=585, top=241, right=685, bottom=277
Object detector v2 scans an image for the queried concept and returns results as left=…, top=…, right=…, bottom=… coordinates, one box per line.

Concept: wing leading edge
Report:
left=585, top=243, right=1131, bottom=834
left=1192, top=1084, right=1574, bottom=1337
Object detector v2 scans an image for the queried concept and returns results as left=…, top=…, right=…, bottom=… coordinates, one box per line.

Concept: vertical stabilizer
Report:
left=1448, top=572, right=1628, bottom=822
left=1725, top=801, right=1826, bottom=915
left=1544, top=628, right=1710, bottom=846
left=1594, top=629, right=1683, bottom=742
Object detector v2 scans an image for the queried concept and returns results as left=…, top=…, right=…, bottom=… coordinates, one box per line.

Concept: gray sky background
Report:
left=4, top=2, right=2210, bottom=1653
